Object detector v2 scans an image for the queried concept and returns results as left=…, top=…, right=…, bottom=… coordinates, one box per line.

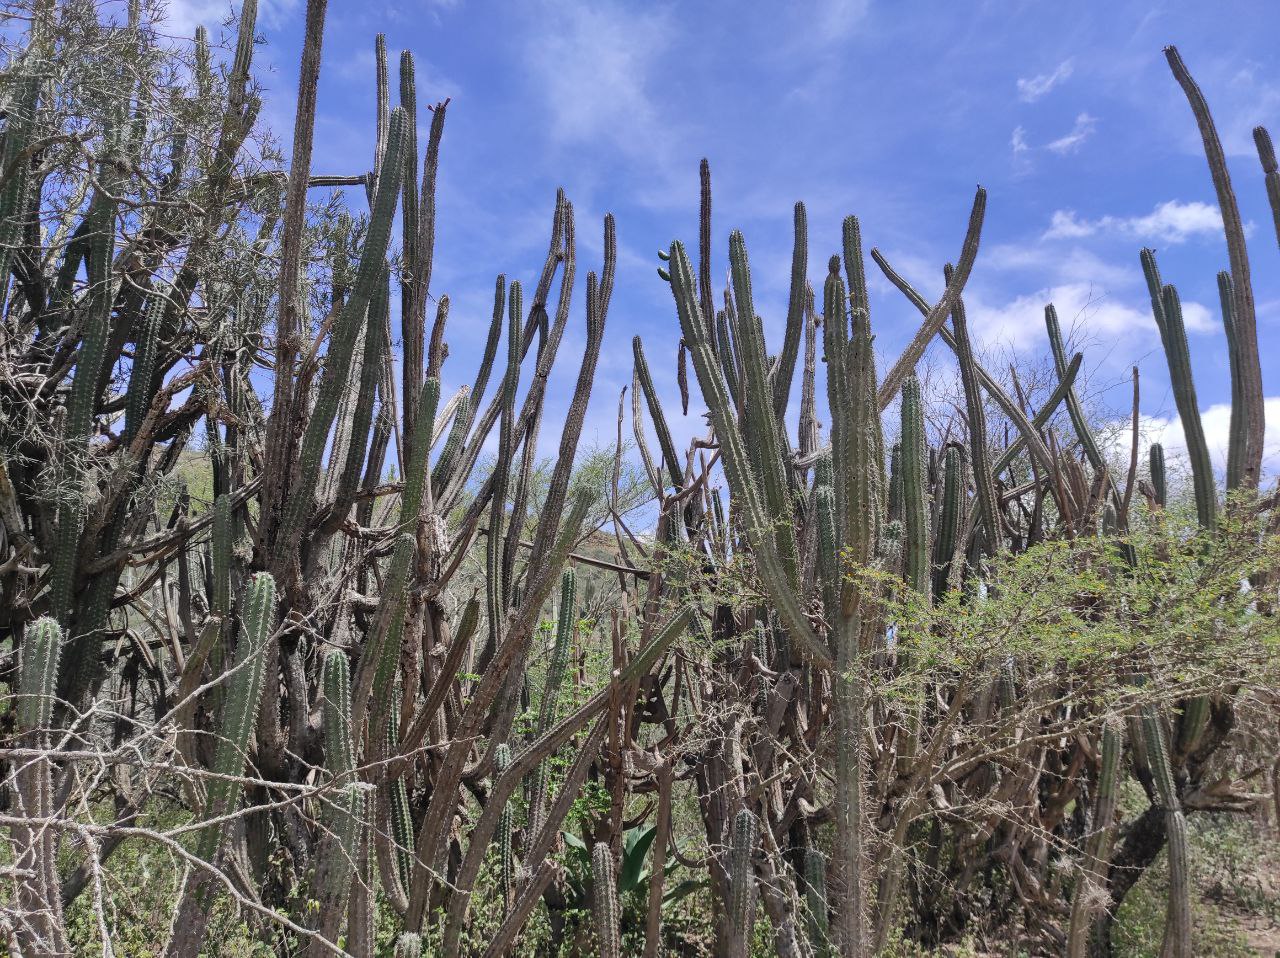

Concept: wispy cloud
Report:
left=1046, top=112, right=1097, bottom=154
left=814, top=0, right=871, bottom=40
left=1017, top=59, right=1074, bottom=102
left=1043, top=200, right=1223, bottom=243
left=525, top=2, right=671, bottom=153
left=1010, top=126, right=1029, bottom=154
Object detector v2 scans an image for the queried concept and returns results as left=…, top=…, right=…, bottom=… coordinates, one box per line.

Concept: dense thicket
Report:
left=1, top=2, right=1278, bottom=956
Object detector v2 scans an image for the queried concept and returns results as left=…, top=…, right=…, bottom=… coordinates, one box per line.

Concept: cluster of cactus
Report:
left=1, top=1, right=1276, bottom=954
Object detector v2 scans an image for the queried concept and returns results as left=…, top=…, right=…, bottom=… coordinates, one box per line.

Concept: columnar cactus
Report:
left=310, top=650, right=363, bottom=954
left=165, top=572, right=277, bottom=958
left=727, top=808, right=760, bottom=958
left=274, top=105, right=409, bottom=564
left=1067, top=719, right=1124, bottom=958
left=1142, top=709, right=1191, bottom=958
left=1140, top=250, right=1215, bottom=529
left=900, top=376, right=930, bottom=600
left=13, top=617, right=70, bottom=957
left=804, top=845, right=832, bottom=958
left=592, top=841, right=623, bottom=958
left=932, top=445, right=965, bottom=596
left=529, top=569, right=577, bottom=837
left=494, top=742, right=514, bottom=912
left=1149, top=443, right=1167, bottom=509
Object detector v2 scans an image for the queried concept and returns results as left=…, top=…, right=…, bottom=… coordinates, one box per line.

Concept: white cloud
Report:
left=1017, top=59, right=1074, bottom=102
left=969, top=281, right=1216, bottom=354
left=1144, top=397, right=1280, bottom=477
left=1046, top=112, right=1097, bottom=154
left=1043, top=200, right=1223, bottom=244
left=1010, top=126, right=1029, bottom=154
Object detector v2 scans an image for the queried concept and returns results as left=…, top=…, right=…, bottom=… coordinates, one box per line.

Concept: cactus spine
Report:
left=592, top=842, right=623, bottom=958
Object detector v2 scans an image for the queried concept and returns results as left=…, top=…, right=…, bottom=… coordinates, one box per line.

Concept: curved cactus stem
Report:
left=1165, top=46, right=1263, bottom=491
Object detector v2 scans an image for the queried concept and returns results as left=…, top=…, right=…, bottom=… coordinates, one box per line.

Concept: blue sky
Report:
left=165, top=0, right=1280, bottom=478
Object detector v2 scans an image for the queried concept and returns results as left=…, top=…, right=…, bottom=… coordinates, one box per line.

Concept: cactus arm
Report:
left=164, top=573, right=276, bottom=958
left=633, top=335, right=684, bottom=489
left=1150, top=443, right=1167, bottom=508
left=494, top=742, right=515, bottom=911
left=900, top=376, right=931, bottom=599
left=433, top=274, right=503, bottom=501
left=529, top=569, right=577, bottom=836
left=1140, top=250, right=1216, bottom=528
left=274, top=106, right=408, bottom=564
left=1255, top=125, right=1280, bottom=252
left=876, top=187, right=987, bottom=407
left=1217, top=271, right=1246, bottom=492
left=948, top=277, right=1001, bottom=556
left=1166, top=46, right=1263, bottom=490
left=870, top=247, right=1059, bottom=479
left=13, top=617, right=70, bottom=956
left=728, top=229, right=803, bottom=584
left=772, top=201, right=809, bottom=421
left=309, top=651, right=362, bottom=954
left=1141, top=708, right=1192, bottom=958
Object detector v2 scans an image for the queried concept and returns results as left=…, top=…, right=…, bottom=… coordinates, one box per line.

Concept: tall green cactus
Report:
left=900, top=376, right=930, bottom=600
left=592, top=842, right=623, bottom=958
left=495, top=742, right=514, bottom=911
left=727, top=808, right=759, bottom=957
left=1149, top=443, right=1167, bottom=509
left=1141, top=250, right=1215, bottom=529
left=932, top=445, right=965, bottom=596
left=13, top=617, right=70, bottom=956
left=529, top=569, right=577, bottom=836
left=165, top=573, right=276, bottom=958
left=274, top=105, right=408, bottom=564
left=310, top=650, right=363, bottom=954
left=1067, top=719, right=1123, bottom=958
left=1141, top=709, right=1191, bottom=958
left=804, top=845, right=831, bottom=958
